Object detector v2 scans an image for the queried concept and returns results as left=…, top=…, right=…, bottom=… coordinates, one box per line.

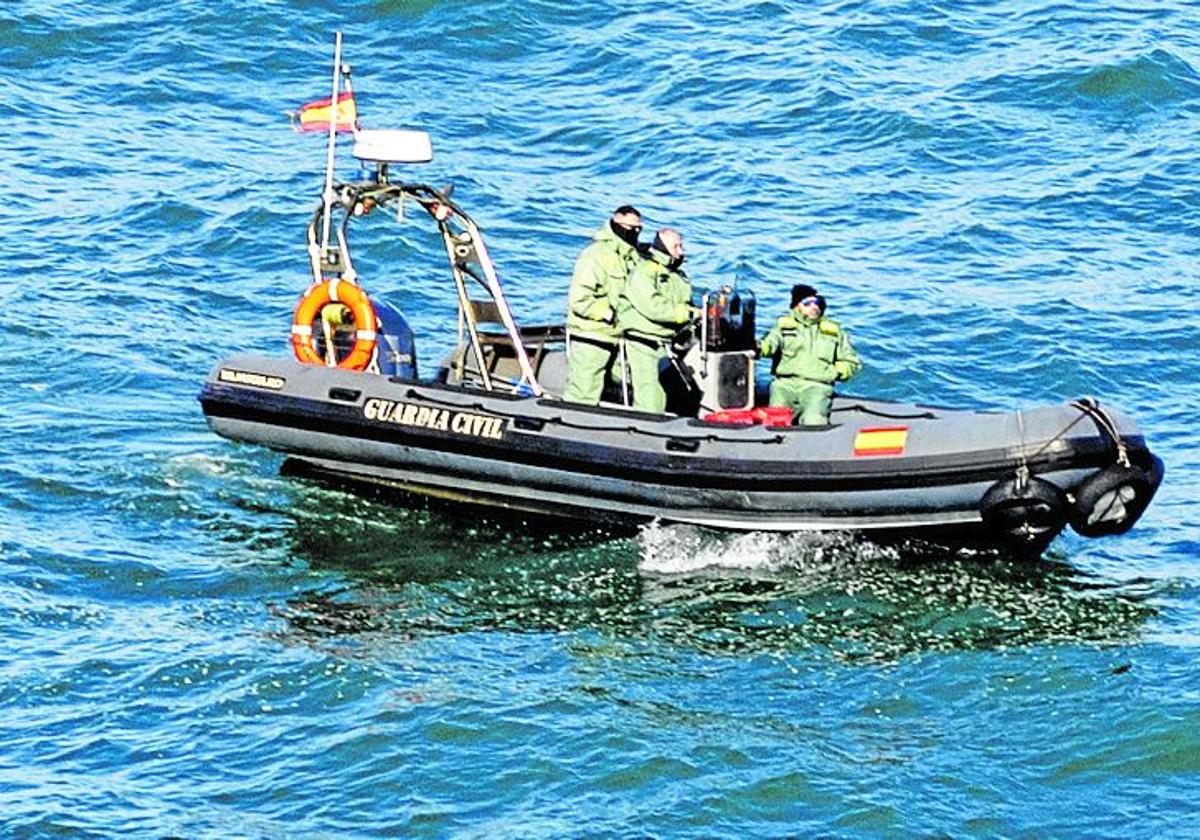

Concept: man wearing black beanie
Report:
left=758, top=283, right=862, bottom=425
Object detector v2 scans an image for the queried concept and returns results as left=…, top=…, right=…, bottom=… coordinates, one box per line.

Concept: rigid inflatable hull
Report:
left=199, top=355, right=1158, bottom=541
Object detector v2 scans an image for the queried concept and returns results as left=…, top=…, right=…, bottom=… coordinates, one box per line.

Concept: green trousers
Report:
left=626, top=339, right=669, bottom=413
left=769, top=377, right=834, bottom=426
left=564, top=335, right=618, bottom=405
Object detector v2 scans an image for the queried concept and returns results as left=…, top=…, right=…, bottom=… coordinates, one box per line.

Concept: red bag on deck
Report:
left=702, top=407, right=792, bottom=427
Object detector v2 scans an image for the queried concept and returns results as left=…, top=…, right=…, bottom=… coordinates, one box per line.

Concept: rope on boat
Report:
left=998, top=398, right=1131, bottom=481
left=1014, top=408, right=1031, bottom=490
left=402, top=388, right=788, bottom=445
left=833, top=402, right=938, bottom=420
left=388, top=390, right=1131, bottom=460
left=1070, top=398, right=1131, bottom=467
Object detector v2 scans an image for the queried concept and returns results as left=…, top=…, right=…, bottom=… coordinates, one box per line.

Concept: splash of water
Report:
left=635, top=520, right=893, bottom=575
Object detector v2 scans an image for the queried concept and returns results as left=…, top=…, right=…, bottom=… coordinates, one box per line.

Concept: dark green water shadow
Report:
left=266, top=472, right=1163, bottom=665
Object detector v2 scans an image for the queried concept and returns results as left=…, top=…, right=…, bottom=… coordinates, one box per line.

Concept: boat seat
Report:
left=466, top=299, right=565, bottom=376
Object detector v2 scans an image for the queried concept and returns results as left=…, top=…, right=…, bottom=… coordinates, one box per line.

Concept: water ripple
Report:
left=2, top=0, right=1199, bottom=835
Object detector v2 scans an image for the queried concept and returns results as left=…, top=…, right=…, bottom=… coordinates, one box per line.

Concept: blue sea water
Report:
left=2, top=0, right=1199, bottom=836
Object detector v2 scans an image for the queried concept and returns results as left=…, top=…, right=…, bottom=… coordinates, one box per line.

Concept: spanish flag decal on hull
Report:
left=853, top=426, right=909, bottom=457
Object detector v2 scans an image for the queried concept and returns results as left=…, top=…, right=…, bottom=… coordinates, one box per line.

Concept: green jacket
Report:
left=616, top=249, right=693, bottom=341
left=759, top=312, right=862, bottom=384
left=566, top=223, right=642, bottom=341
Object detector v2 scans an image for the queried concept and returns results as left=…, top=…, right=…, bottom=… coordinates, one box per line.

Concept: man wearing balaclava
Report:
left=615, top=228, right=693, bottom=412
left=758, top=283, right=862, bottom=425
left=564, top=206, right=644, bottom=404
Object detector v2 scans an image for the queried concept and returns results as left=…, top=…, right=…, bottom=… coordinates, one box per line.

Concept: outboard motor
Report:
left=306, top=296, right=418, bottom=378
left=373, top=300, right=418, bottom=379
left=681, top=285, right=758, bottom=413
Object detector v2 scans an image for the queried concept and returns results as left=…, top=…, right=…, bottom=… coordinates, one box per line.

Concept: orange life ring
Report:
left=290, top=278, right=378, bottom=370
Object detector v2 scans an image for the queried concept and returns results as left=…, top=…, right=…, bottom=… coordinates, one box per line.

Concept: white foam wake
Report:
left=635, top=520, right=874, bottom=575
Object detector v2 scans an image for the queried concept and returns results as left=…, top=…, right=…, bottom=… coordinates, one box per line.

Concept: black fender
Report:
left=1069, top=455, right=1164, bottom=537
left=980, top=475, right=1068, bottom=554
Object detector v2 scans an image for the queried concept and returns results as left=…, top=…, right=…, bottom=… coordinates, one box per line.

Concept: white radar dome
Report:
left=352, top=129, right=433, bottom=164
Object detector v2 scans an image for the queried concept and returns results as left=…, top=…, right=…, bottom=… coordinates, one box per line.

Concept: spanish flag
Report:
left=293, top=91, right=358, bottom=133
left=853, top=426, right=908, bottom=457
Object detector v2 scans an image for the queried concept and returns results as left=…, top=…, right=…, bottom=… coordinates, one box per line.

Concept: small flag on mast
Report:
left=291, top=91, right=358, bottom=133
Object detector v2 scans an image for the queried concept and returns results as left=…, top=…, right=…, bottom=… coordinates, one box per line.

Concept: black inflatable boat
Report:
left=199, top=55, right=1163, bottom=555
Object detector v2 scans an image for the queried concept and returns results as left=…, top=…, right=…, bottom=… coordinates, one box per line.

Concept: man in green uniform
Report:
left=564, top=205, right=643, bottom=404
left=758, top=284, right=862, bottom=426
left=616, top=228, right=694, bottom=413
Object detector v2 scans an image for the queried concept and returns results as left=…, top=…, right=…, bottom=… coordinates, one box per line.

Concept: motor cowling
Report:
left=980, top=474, right=1068, bottom=555
left=1068, top=455, right=1164, bottom=537
left=373, top=300, right=419, bottom=379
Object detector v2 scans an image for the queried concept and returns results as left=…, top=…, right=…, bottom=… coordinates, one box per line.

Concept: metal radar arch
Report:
left=298, top=32, right=542, bottom=396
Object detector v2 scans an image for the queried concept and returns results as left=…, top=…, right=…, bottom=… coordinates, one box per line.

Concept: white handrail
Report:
left=467, top=219, right=543, bottom=396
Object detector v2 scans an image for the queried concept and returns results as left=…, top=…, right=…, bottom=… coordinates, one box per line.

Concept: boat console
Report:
left=678, top=285, right=758, bottom=415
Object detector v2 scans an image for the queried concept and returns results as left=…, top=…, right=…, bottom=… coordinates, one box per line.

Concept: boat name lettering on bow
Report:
left=218, top=368, right=286, bottom=390
left=363, top=398, right=507, bottom=439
